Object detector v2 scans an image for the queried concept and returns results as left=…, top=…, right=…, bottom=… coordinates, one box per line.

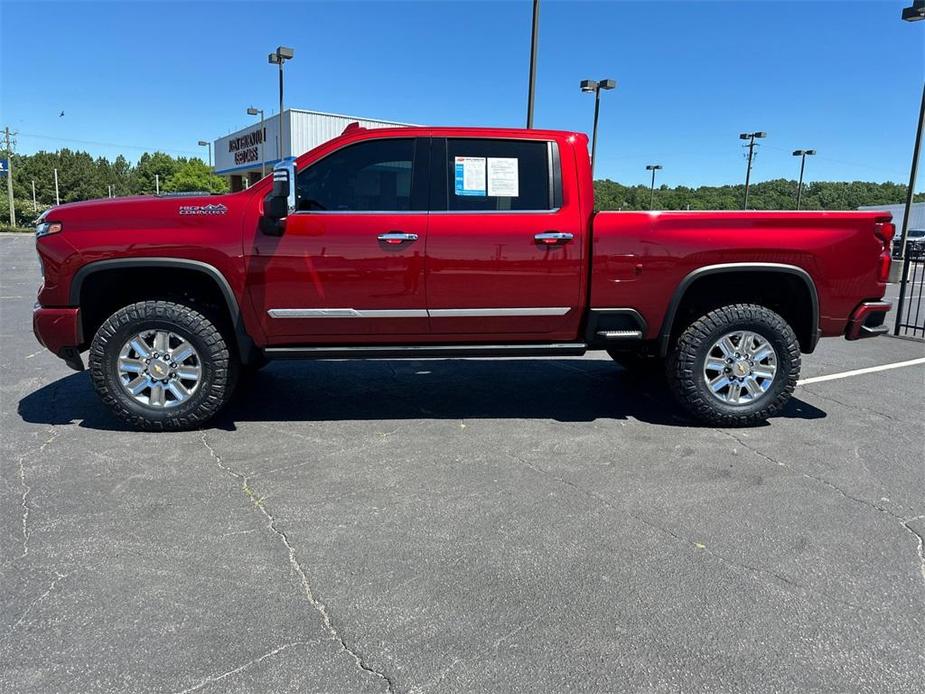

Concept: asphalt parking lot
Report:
left=2, top=233, right=924, bottom=693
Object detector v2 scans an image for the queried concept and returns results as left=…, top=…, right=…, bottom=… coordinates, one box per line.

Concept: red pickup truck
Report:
left=32, top=125, right=894, bottom=430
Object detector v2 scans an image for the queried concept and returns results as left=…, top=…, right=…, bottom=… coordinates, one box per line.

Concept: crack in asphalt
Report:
left=800, top=384, right=902, bottom=423
left=17, top=428, right=59, bottom=558
left=171, top=641, right=310, bottom=694
left=198, top=432, right=395, bottom=694
left=3, top=570, right=69, bottom=638
left=719, top=430, right=925, bottom=592
left=507, top=453, right=879, bottom=613
left=902, top=516, right=925, bottom=587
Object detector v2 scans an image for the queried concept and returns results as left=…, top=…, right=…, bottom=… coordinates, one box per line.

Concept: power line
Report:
left=15, top=132, right=200, bottom=157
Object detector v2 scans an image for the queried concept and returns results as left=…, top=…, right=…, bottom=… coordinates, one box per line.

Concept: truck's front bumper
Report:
left=845, top=301, right=891, bottom=340
left=33, top=305, right=85, bottom=370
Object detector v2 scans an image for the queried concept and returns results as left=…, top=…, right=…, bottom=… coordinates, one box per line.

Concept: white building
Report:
left=213, top=108, right=415, bottom=191
left=857, top=201, right=925, bottom=230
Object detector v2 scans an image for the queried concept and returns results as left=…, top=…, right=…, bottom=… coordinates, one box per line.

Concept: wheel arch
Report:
left=658, top=262, right=819, bottom=357
left=70, top=258, right=257, bottom=363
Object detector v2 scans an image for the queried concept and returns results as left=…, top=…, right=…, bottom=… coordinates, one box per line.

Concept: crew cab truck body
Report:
left=32, top=126, right=895, bottom=430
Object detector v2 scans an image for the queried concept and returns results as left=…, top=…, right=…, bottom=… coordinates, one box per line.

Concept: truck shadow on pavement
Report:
left=18, top=358, right=826, bottom=431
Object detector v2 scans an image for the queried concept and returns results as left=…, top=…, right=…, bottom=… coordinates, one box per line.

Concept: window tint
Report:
left=296, top=138, right=414, bottom=212
left=446, top=139, right=551, bottom=211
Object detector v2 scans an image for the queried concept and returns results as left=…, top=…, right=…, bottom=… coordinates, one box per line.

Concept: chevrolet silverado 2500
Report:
left=32, top=126, right=894, bottom=430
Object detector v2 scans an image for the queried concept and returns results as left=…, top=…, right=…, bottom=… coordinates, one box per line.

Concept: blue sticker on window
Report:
left=454, top=156, right=486, bottom=196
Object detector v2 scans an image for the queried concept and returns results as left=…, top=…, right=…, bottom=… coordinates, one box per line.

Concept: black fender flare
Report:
left=70, top=257, right=257, bottom=363
left=657, top=262, right=820, bottom=356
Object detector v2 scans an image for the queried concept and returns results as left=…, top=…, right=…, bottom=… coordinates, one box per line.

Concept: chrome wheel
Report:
left=702, top=330, right=777, bottom=405
left=116, top=329, right=202, bottom=409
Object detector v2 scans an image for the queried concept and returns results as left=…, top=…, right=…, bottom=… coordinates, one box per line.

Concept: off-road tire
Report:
left=667, top=303, right=800, bottom=426
left=89, top=300, right=238, bottom=431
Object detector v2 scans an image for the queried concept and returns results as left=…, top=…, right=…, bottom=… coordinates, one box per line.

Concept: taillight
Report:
left=874, top=222, right=894, bottom=283
left=874, top=222, right=895, bottom=249
left=879, top=253, right=892, bottom=283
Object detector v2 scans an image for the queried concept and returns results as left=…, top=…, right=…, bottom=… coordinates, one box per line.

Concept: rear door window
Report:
left=444, top=139, right=552, bottom=212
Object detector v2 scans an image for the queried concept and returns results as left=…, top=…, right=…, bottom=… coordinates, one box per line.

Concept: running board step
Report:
left=596, top=330, right=643, bottom=340
left=264, top=343, right=588, bottom=360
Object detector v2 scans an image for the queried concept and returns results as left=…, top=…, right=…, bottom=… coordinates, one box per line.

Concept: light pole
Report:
left=197, top=140, right=212, bottom=168
left=580, top=78, right=616, bottom=178
left=268, top=46, right=294, bottom=161
left=792, top=149, right=815, bottom=210
left=247, top=106, right=267, bottom=177
left=526, top=0, right=539, bottom=128
left=896, top=1, right=924, bottom=263
left=894, top=1, right=925, bottom=335
left=739, top=131, right=766, bottom=209
left=646, top=164, right=662, bottom=210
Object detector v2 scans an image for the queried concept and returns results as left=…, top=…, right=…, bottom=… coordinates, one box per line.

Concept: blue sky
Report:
left=1, top=0, right=923, bottom=189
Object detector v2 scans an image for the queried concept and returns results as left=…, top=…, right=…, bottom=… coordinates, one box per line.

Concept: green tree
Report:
left=132, top=151, right=180, bottom=194
left=163, top=159, right=229, bottom=194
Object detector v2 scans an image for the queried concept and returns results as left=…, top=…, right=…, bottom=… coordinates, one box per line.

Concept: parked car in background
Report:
left=32, top=125, right=895, bottom=430
left=892, top=228, right=925, bottom=259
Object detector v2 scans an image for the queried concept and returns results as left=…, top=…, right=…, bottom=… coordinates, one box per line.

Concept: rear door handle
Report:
left=378, top=231, right=419, bottom=245
left=534, top=231, right=574, bottom=246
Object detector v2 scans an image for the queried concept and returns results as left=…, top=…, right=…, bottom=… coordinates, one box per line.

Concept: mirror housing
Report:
left=260, top=157, right=298, bottom=236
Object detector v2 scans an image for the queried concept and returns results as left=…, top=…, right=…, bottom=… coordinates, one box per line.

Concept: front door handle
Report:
left=534, top=231, right=574, bottom=246
left=378, top=231, right=419, bottom=245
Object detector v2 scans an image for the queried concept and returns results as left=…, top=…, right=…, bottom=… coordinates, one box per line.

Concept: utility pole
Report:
left=32, top=180, right=37, bottom=211
left=53, top=168, right=60, bottom=206
left=739, top=131, right=766, bottom=209
left=3, top=127, right=14, bottom=226
left=526, top=0, right=539, bottom=128
left=155, top=173, right=160, bottom=195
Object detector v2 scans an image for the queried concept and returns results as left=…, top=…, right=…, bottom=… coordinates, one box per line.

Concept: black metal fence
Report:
left=894, top=250, right=925, bottom=338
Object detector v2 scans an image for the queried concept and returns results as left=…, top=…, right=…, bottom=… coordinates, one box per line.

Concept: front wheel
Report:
left=667, top=304, right=800, bottom=426
left=89, top=300, right=238, bottom=431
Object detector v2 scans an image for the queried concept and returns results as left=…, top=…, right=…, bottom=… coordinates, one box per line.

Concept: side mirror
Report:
left=260, top=157, right=297, bottom=236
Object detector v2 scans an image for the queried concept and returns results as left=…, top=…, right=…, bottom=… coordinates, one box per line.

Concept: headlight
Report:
left=35, top=221, right=63, bottom=238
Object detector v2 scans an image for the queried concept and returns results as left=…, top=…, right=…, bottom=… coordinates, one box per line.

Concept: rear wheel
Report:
left=667, top=303, right=800, bottom=426
left=89, top=300, right=237, bottom=431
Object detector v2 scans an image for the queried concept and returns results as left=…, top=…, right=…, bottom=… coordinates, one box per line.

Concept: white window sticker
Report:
left=487, top=157, right=519, bottom=197
left=454, top=156, right=486, bottom=196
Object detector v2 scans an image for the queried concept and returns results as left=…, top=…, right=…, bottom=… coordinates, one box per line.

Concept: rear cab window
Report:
left=438, top=138, right=559, bottom=212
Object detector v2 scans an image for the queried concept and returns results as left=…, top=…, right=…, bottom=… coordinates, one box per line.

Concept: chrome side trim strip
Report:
left=428, top=307, right=571, bottom=317
left=267, top=308, right=428, bottom=319
left=268, top=307, right=571, bottom=319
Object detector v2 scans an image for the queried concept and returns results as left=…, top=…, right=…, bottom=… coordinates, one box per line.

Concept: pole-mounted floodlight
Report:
left=901, top=0, right=925, bottom=21
left=791, top=149, right=816, bottom=210
left=268, top=46, right=294, bottom=160
left=581, top=78, right=617, bottom=177
left=739, top=131, right=766, bottom=209
left=247, top=106, right=267, bottom=178
left=197, top=140, right=212, bottom=168
left=646, top=164, right=663, bottom=210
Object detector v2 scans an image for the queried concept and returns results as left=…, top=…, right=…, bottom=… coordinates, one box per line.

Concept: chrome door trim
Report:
left=267, top=308, right=428, bottom=319
left=427, top=307, right=571, bottom=317
left=267, top=307, right=571, bottom=319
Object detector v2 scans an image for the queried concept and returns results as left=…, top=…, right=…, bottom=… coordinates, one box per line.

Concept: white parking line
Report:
left=798, top=358, right=925, bottom=385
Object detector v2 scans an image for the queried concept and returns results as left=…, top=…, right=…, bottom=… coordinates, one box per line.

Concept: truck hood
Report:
left=43, top=192, right=251, bottom=232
